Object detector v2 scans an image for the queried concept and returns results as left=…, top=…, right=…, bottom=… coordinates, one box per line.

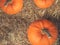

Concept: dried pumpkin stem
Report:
left=4, top=0, right=12, bottom=6
left=40, top=21, right=52, bottom=38
left=41, top=28, right=52, bottom=38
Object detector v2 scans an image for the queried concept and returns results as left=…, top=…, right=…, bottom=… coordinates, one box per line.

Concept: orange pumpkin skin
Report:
left=27, top=19, right=58, bottom=45
left=34, top=0, right=54, bottom=8
left=0, top=0, right=6, bottom=7
left=1, top=0, right=23, bottom=15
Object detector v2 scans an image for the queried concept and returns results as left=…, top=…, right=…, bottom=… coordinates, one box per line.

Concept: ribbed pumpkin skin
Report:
left=34, top=0, right=54, bottom=8
left=27, top=19, right=58, bottom=45
left=1, top=0, right=23, bottom=15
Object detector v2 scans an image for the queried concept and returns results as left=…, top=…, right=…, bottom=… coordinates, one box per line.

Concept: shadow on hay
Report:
left=43, top=14, right=60, bottom=30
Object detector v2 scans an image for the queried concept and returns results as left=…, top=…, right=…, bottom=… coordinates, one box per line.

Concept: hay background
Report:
left=0, top=0, right=60, bottom=45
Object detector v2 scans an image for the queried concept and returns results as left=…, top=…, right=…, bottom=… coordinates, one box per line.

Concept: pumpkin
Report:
left=0, top=0, right=6, bottom=7
left=27, top=19, right=58, bottom=45
left=33, top=0, right=54, bottom=8
left=1, top=0, right=23, bottom=15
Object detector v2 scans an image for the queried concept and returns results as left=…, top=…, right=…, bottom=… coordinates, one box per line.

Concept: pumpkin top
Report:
left=27, top=19, right=58, bottom=45
left=34, top=0, right=54, bottom=8
left=1, top=0, right=23, bottom=15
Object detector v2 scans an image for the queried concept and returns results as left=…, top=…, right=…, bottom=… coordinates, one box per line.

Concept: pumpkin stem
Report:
left=41, top=28, right=52, bottom=38
left=4, top=0, right=12, bottom=6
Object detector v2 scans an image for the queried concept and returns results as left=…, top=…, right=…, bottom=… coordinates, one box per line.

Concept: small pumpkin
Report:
left=33, top=0, right=54, bottom=8
left=27, top=19, right=58, bottom=45
left=1, top=0, right=23, bottom=15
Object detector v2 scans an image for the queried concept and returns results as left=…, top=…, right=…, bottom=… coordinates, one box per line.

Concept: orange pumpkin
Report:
left=0, top=0, right=6, bottom=7
left=1, top=0, right=23, bottom=15
left=33, top=0, right=54, bottom=8
left=27, top=19, right=58, bottom=45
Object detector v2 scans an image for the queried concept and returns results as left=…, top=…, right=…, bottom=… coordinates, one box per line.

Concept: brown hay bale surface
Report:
left=0, top=0, right=60, bottom=45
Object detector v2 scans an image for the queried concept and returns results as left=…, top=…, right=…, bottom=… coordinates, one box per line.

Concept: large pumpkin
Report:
left=1, top=0, right=23, bottom=15
left=27, top=19, right=58, bottom=45
left=33, top=0, right=54, bottom=8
